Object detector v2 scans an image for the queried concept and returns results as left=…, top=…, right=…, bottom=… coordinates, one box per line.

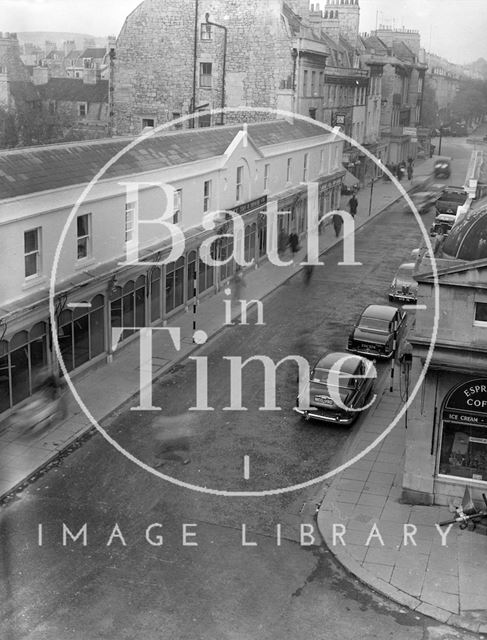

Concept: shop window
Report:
left=59, top=295, right=105, bottom=372
left=474, top=302, right=487, bottom=325
left=0, top=323, right=48, bottom=410
left=24, top=227, right=41, bottom=278
left=187, top=251, right=198, bottom=300
left=244, top=224, right=256, bottom=263
left=439, top=378, right=487, bottom=482
left=258, top=215, right=267, bottom=258
left=199, top=62, right=212, bottom=88
left=198, top=257, right=214, bottom=293
left=166, top=257, right=185, bottom=313
left=77, top=213, right=91, bottom=259
left=150, top=267, right=162, bottom=323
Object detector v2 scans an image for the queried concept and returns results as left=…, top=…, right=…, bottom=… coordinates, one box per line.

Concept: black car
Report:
left=347, top=304, right=407, bottom=359
left=434, top=158, right=451, bottom=179
left=294, top=351, right=375, bottom=426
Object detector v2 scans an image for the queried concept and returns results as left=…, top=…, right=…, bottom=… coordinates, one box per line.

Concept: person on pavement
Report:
left=348, top=194, right=358, bottom=218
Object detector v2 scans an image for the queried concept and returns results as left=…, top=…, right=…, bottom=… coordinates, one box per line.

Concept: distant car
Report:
left=294, top=351, right=375, bottom=426
left=347, top=304, right=407, bottom=359
left=388, top=262, right=418, bottom=303
left=434, top=158, right=451, bottom=179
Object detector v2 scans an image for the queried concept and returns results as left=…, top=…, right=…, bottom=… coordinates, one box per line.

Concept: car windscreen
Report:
left=312, top=368, right=354, bottom=388
left=359, top=317, right=389, bottom=332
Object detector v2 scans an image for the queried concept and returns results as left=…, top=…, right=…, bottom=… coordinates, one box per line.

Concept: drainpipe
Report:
left=205, top=13, right=227, bottom=125
left=191, top=0, right=199, bottom=128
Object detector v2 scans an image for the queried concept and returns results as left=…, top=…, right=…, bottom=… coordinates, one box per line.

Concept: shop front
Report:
left=438, top=377, right=487, bottom=484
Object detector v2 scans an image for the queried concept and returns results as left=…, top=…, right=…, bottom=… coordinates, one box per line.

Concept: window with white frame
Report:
left=77, top=213, right=91, bottom=259
left=125, top=202, right=136, bottom=243
left=173, top=189, right=182, bottom=224
left=24, top=228, right=41, bottom=278
left=203, top=180, right=212, bottom=212
left=201, top=23, right=212, bottom=40
left=236, top=166, right=243, bottom=201
left=286, top=157, right=293, bottom=182
left=199, top=62, right=212, bottom=88
left=303, top=153, right=309, bottom=181
left=264, top=163, right=270, bottom=191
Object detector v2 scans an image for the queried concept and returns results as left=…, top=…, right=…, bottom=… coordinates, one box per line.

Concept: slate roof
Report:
left=392, top=40, right=415, bottom=63
left=36, top=78, right=108, bottom=103
left=65, top=50, right=82, bottom=61
left=80, top=48, right=106, bottom=59
left=0, top=120, right=328, bottom=200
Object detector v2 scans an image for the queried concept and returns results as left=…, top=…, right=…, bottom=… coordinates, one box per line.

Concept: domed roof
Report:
left=442, top=205, right=487, bottom=261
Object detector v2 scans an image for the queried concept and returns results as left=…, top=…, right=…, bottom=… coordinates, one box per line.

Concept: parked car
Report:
left=430, top=212, right=456, bottom=236
left=435, top=186, right=468, bottom=214
left=388, top=262, right=418, bottom=303
left=294, top=351, right=375, bottom=426
left=347, top=304, right=407, bottom=359
left=434, top=158, right=451, bottom=179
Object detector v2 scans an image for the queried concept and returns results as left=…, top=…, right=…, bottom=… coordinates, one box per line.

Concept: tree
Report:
left=421, top=80, right=439, bottom=128
left=451, top=79, right=487, bottom=126
left=0, top=108, right=19, bottom=148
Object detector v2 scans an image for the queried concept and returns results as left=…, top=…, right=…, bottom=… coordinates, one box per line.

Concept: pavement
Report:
left=4, top=156, right=484, bottom=633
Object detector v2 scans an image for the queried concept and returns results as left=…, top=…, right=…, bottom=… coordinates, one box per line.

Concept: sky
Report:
left=1, top=0, right=486, bottom=65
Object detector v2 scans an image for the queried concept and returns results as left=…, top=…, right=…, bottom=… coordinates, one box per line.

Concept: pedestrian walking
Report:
left=332, top=213, right=343, bottom=238
left=407, top=158, right=414, bottom=181
left=288, top=231, right=300, bottom=255
left=348, top=194, right=358, bottom=218
left=232, top=267, right=246, bottom=303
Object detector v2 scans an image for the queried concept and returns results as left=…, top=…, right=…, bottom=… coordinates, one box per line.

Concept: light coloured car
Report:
left=388, top=262, right=418, bottom=303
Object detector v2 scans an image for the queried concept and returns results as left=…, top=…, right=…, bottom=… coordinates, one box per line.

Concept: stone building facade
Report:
left=113, top=0, right=307, bottom=134
left=404, top=207, right=487, bottom=506
left=0, top=119, right=344, bottom=415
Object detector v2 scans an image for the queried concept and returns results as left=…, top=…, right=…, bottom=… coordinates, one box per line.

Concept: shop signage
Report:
left=443, top=378, right=487, bottom=426
left=231, top=195, right=267, bottom=216
left=444, top=410, right=487, bottom=427
left=403, top=127, right=417, bottom=137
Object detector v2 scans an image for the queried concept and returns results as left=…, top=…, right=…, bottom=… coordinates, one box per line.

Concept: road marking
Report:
left=67, top=302, right=92, bottom=308
left=244, top=455, right=250, bottom=480
left=402, top=304, right=427, bottom=310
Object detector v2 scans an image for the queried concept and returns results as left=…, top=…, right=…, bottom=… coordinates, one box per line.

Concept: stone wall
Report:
left=113, top=0, right=296, bottom=135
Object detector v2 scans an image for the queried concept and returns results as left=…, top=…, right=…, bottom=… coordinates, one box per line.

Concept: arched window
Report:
left=0, top=322, right=48, bottom=410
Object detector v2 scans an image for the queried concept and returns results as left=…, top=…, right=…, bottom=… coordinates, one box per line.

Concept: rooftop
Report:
left=0, top=119, right=329, bottom=200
